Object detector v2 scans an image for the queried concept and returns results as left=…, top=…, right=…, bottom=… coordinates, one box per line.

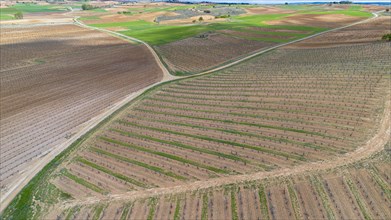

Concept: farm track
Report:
left=0, top=10, right=385, bottom=213
left=63, top=93, right=390, bottom=207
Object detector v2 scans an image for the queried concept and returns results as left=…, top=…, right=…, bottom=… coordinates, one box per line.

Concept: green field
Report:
left=0, top=3, right=69, bottom=20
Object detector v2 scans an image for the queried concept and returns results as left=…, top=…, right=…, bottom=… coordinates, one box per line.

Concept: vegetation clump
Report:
left=14, top=11, right=23, bottom=19
left=381, top=33, right=391, bottom=41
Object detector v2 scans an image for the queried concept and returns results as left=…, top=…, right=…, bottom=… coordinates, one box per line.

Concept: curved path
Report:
left=0, top=10, right=384, bottom=213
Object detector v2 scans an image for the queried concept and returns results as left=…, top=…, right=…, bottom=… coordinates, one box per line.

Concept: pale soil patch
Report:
left=244, top=6, right=295, bottom=15
left=266, top=13, right=363, bottom=28
left=84, top=11, right=176, bottom=24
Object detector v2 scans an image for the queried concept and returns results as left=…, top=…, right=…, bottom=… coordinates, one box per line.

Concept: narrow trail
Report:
left=62, top=94, right=391, bottom=208
left=0, top=10, right=385, bottom=212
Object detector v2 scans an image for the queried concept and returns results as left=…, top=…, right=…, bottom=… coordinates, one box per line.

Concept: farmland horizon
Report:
left=161, top=0, right=391, bottom=5
left=0, top=1, right=390, bottom=219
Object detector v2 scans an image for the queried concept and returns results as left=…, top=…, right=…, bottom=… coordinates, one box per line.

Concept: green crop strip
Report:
left=61, top=169, right=106, bottom=194
left=258, top=185, right=270, bottom=220
left=147, top=198, right=158, bottom=220
left=287, top=182, right=303, bottom=220
left=173, top=199, right=181, bottom=220
left=120, top=202, right=133, bottom=220
left=92, top=204, right=107, bottom=220
left=65, top=206, right=80, bottom=220
left=100, top=136, right=229, bottom=174
left=345, top=177, right=371, bottom=220
left=90, top=147, right=187, bottom=180
left=201, top=193, right=209, bottom=220
left=76, top=157, right=147, bottom=188
left=368, top=166, right=391, bottom=201
left=115, top=122, right=250, bottom=164
left=310, top=176, right=336, bottom=220
left=231, top=191, right=239, bottom=220
left=117, top=120, right=304, bottom=163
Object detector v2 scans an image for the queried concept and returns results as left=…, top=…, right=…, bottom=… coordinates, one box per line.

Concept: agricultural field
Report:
left=1, top=1, right=390, bottom=219
left=78, top=3, right=379, bottom=74
left=0, top=24, right=163, bottom=200
left=2, top=21, right=389, bottom=217
left=48, top=146, right=391, bottom=220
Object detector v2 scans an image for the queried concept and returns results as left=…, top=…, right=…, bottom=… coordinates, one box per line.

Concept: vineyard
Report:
left=52, top=147, right=391, bottom=220
left=1, top=2, right=390, bottom=219
left=38, top=41, right=389, bottom=211
left=288, top=16, right=391, bottom=48
left=0, top=24, right=163, bottom=194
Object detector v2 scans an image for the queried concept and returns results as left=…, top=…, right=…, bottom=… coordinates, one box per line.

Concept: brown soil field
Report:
left=45, top=42, right=389, bottom=206
left=286, top=16, right=391, bottom=48
left=266, top=13, right=364, bottom=28
left=155, top=33, right=276, bottom=73
left=51, top=148, right=391, bottom=219
left=0, top=24, right=163, bottom=194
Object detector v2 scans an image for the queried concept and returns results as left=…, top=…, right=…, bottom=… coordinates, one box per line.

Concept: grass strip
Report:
left=118, top=120, right=305, bottom=162
left=201, top=193, right=208, bottom=220
left=258, top=185, right=270, bottom=220
left=76, top=157, right=147, bottom=188
left=116, top=122, right=250, bottom=164
left=92, top=204, right=106, bottom=220
left=147, top=198, right=158, bottom=220
left=173, top=199, right=181, bottom=220
left=310, top=176, right=335, bottom=220
left=120, top=202, right=133, bottom=220
left=231, top=191, right=239, bottom=220
left=90, top=147, right=187, bottom=180
left=345, top=177, right=371, bottom=220
left=100, top=136, right=229, bottom=174
left=61, top=169, right=106, bottom=194
left=287, top=182, right=303, bottom=220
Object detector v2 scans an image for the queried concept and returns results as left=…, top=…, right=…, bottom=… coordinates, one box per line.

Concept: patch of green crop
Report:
left=173, top=199, right=181, bottom=220
left=65, top=206, right=80, bottom=220
left=120, top=202, right=133, bottom=220
left=231, top=191, right=239, bottom=220
left=201, top=193, right=208, bottom=220
left=310, top=176, right=335, bottom=220
left=345, top=177, right=371, bottom=220
left=287, top=182, right=303, bottom=220
left=92, top=203, right=107, bottom=220
left=0, top=13, right=14, bottom=20
left=147, top=198, right=158, bottom=220
left=258, top=185, right=270, bottom=220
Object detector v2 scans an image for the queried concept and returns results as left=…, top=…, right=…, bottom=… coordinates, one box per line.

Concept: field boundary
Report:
left=0, top=10, right=384, bottom=214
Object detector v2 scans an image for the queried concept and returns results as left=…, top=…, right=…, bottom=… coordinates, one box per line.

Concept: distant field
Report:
left=0, top=3, right=69, bottom=20
left=80, top=4, right=373, bottom=74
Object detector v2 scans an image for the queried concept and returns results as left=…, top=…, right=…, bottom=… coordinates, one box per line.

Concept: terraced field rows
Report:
left=51, top=42, right=389, bottom=201
left=55, top=150, right=391, bottom=219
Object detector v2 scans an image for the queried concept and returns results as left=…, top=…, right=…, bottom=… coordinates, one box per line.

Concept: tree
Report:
left=199, top=16, right=203, bottom=22
left=14, top=12, right=23, bottom=19
left=81, top=4, right=94, bottom=10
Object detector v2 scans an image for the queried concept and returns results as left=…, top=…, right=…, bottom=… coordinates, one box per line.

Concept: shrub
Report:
left=14, top=12, right=23, bottom=19
left=382, top=33, right=391, bottom=41
left=81, top=4, right=95, bottom=10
